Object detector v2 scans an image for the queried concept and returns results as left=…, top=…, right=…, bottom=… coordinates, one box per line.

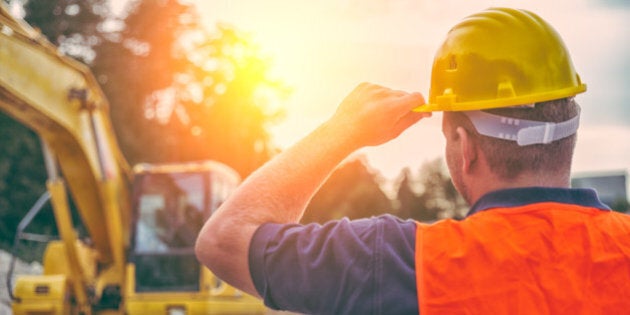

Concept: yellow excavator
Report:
left=0, top=4, right=265, bottom=314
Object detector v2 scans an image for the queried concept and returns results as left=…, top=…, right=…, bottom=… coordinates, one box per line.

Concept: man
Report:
left=196, top=8, right=630, bottom=314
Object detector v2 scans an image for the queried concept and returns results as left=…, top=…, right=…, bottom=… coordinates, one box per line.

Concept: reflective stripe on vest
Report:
left=415, top=202, right=630, bottom=315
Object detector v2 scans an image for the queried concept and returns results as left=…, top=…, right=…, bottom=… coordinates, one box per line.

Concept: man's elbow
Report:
left=194, top=217, right=260, bottom=296
left=195, top=220, right=219, bottom=268
left=195, top=216, right=243, bottom=269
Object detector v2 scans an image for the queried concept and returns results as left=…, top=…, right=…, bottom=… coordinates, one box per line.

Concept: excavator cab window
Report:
left=131, top=170, right=211, bottom=292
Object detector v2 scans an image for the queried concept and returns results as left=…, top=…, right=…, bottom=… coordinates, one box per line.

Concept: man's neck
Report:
left=467, top=170, right=572, bottom=205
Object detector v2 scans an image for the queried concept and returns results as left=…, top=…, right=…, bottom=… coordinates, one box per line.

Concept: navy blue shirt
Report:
left=248, top=188, right=610, bottom=315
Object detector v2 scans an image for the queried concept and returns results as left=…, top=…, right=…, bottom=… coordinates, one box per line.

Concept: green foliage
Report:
left=19, top=0, right=287, bottom=177
left=140, top=23, right=288, bottom=176
left=396, top=158, right=467, bottom=222
left=0, top=113, right=54, bottom=254
left=611, top=198, right=629, bottom=213
left=301, top=157, right=467, bottom=224
left=92, top=0, right=287, bottom=176
left=302, top=157, right=392, bottom=223
left=2, top=0, right=286, bottom=254
left=23, top=0, right=110, bottom=64
left=89, top=0, right=195, bottom=165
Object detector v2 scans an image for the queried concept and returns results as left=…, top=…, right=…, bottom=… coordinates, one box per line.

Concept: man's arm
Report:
left=195, top=82, right=429, bottom=296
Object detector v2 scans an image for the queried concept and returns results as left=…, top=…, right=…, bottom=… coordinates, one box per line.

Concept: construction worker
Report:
left=196, top=7, right=630, bottom=314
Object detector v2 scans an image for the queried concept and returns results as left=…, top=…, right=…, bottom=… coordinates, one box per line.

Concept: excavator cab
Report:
left=130, top=161, right=238, bottom=293
left=123, top=161, right=266, bottom=314
left=1, top=3, right=266, bottom=312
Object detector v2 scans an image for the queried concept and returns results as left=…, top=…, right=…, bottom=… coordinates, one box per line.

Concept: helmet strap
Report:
left=464, top=109, right=580, bottom=146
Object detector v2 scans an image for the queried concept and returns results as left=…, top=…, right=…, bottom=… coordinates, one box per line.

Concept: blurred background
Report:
left=0, top=0, right=628, bottom=285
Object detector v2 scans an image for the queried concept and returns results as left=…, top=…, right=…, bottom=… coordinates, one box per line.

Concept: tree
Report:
left=21, top=0, right=287, bottom=176
left=94, top=0, right=288, bottom=176
left=302, top=156, right=392, bottom=223
left=395, top=167, right=418, bottom=219
left=23, top=0, right=110, bottom=64
left=90, top=0, right=193, bottom=165
left=394, top=158, right=467, bottom=222
left=0, top=114, right=52, bottom=255
left=171, top=24, right=289, bottom=175
left=1, top=0, right=286, bottom=256
left=611, top=198, right=629, bottom=213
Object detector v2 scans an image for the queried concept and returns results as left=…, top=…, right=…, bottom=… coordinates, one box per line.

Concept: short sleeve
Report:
left=248, top=214, right=418, bottom=315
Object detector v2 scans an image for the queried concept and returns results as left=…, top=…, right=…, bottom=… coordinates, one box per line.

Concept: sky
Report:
left=111, top=0, right=630, bottom=184
left=189, top=0, right=630, bottom=181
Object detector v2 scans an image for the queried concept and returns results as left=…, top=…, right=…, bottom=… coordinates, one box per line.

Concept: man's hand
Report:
left=196, top=82, right=429, bottom=298
left=328, top=82, right=429, bottom=148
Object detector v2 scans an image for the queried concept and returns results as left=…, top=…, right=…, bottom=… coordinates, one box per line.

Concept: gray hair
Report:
left=444, top=98, right=579, bottom=180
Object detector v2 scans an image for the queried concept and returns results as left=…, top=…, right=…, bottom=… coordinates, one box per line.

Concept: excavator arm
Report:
left=1, top=5, right=267, bottom=314
left=0, top=4, right=129, bottom=269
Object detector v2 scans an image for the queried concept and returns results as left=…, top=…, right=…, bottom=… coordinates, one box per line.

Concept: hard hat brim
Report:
left=413, top=84, right=586, bottom=113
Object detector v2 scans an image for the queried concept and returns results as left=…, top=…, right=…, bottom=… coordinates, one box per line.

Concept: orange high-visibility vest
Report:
left=415, top=202, right=630, bottom=315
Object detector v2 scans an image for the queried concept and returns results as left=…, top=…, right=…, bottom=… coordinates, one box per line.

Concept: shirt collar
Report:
left=467, top=187, right=611, bottom=217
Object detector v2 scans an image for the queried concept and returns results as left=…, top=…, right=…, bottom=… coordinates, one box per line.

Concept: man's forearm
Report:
left=195, top=83, right=428, bottom=296
left=230, top=120, right=359, bottom=224
left=195, top=118, right=359, bottom=295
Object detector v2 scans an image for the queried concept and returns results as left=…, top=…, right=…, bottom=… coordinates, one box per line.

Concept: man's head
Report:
left=418, top=8, right=586, bottom=204
left=442, top=99, right=579, bottom=203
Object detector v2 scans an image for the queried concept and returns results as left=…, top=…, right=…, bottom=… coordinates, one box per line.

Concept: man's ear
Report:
left=455, top=126, right=477, bottom=174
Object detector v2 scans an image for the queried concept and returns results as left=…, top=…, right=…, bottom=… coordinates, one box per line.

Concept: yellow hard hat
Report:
left=415, top=7, right=586, bottom=112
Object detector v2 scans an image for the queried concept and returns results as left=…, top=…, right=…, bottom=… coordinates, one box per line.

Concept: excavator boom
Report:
left=1, top=4, right=266, bottom=314
left=0, top=4, right=130, bottom=265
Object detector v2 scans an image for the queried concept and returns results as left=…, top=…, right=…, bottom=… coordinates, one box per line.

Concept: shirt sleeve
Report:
left=248, top=214, right=418, bottom=315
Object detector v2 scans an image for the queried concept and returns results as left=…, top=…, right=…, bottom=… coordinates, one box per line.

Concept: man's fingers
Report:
left=387, top=91, right=427, bottom=116
left=397, top=110, right=431, bottom=132
left=334, top=82, right=430, bottom=147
